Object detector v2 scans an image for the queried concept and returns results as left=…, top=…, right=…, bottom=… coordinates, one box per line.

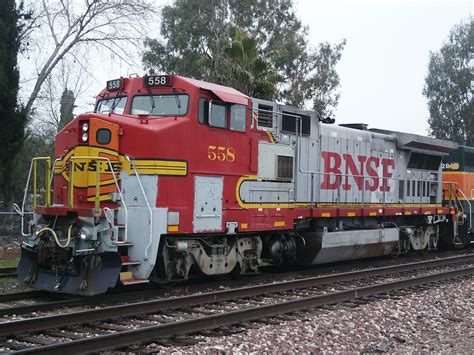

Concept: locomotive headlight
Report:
left=79, top=228, right=91, bottom=240
left=81, top=132, right=88, bottom=142
left=82, top=122, right=89, bottom=132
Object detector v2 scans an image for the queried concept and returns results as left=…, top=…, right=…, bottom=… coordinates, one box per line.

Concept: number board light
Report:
left=144, top=75, right=172, bottom=88
left=106, top=78, right=123, bottom=92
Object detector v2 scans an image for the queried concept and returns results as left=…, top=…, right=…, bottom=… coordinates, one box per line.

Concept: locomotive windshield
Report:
left=95, top=96, right=127, bottom=114
left=131, top=94, right=189, bottom=116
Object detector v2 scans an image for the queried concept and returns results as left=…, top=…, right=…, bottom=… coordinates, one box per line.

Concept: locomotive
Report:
left=442, top=145, right=474, bottom=245
left=16, top=74, right=470, bottom=295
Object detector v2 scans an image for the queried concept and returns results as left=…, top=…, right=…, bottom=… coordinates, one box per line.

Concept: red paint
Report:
left=380, top=158, right=395, bottom=192
left=320, top=151, right=342, bottom=189
left=365, top=157, right=380, bottom=191
left=342, top=154, right=366, bottom=190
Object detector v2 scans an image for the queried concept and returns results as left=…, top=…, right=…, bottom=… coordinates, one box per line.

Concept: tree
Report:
left=221, top=29, right=283, bottom=100
left=37, top=59, right=85, bottom=132
left=143, top=0, right=345, bottom=115
left=423, top=18, right=473, bottom=145
left=0, top=0, right=28, bottom=208
left=58, top=88, right=75, bottom=130
left=21, top=0, right=156, bottom=118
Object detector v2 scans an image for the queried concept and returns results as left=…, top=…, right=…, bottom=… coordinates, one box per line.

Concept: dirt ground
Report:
left=0, top=236, right=22, bottom=260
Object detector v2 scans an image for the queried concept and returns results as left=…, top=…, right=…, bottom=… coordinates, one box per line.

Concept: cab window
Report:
left=210, top=103, right=227, bottom=128
left=95, top=96, right=127, bottom=114
left=230, top=104, right=246, bottom=132
left=198, top=98, right=246, bottom=132
left=131, top=94, right=188, bottom=116
left=198, top=98, right=209, bottom=124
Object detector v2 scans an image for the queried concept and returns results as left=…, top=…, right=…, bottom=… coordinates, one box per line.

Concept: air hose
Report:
left=36, top=224, right=73, bottom=248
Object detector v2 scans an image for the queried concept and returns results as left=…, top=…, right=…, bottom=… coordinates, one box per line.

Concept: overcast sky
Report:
left=23, top=0, right=471, bottom=136
left=295, top=0, right=472, bottom=135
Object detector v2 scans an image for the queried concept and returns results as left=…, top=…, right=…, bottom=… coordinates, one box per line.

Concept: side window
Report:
left=282, top=112, right=311, bottom=135
left=198, top=98, right=209, bottom=124
left=230, top=104, right=246, bottom=132
left=210, top=103, right=227, bottom=128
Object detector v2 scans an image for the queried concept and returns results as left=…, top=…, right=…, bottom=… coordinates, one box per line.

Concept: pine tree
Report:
left=58, top=88, right=75, bottom=131
left=0, top=0, right=28, bottom=207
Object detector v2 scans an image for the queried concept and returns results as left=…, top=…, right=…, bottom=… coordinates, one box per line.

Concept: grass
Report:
left=0, top=259, right=19, bottom=268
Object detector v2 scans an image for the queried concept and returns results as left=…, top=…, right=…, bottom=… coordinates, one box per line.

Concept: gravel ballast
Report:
left=146, top=277, right=473, bottom=353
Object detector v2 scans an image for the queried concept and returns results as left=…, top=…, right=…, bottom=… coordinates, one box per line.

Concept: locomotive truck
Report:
left=16, top=75, right=469, bottom=295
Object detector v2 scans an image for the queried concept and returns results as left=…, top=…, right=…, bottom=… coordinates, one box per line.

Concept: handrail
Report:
left=19, top=157, right=53, bottom=237
left=456, top=188, right=472, bottom=231
left=125, top=155, right=153, bottom=260
left=32, top=157, right=52, bottom=208
left=68, top=156, right=128, bottom=241
left=20, top=160, right=34, bottom=237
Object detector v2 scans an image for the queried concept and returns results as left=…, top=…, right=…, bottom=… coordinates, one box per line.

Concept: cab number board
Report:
left=144, top=75, right=172, bottom=88
left=106, top=79, right=123, bottom=91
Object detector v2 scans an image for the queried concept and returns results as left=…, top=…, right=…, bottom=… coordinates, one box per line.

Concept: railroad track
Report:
left=0, top=267, right=16, bottom=278
left=0, top=253, right=472, bottom=354
left=1, top=250, right=471, bottom=317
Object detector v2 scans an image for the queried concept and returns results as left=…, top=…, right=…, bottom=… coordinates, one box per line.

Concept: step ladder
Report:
left=447, top=184, right=466, bottom=225
left=114, top=212, right=149, bottom=286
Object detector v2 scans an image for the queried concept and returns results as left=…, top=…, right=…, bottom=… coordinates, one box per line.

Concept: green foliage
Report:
left=0, top=0, right=29, bottom=207
left=12, top=126, right=55, bottom=205
left=221, top=29, right=283, bottom=100
left=279, top=40, right=346, bottom=118
left=143, top=0, right=345, bottom=116
left=423, top=18, right=473, bottom=145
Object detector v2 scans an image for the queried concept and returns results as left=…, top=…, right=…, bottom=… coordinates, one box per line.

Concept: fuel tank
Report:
left=298, top=228, right=399, bottom=265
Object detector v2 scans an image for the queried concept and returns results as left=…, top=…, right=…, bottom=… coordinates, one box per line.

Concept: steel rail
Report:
left=0, top=287, right=165, bottom=317
left=0, top=291, right=48, bottom=303
left=0, top=267, right=17, bottom=278
left=14, top=266, right=474, bottom=354
left=1, top=253, right=472, bottom=338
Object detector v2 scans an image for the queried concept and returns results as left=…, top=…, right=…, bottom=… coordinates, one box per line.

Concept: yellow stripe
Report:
left=121, top=158, right=187, bottom=176
left=321, top=212, right=331, bottom=217
left=437, top=209, right=443, bottom=214
left=347, top=212, right=356, bottom=217
left=265, top=131, right=276, bottom=144
left=120, top=272, right=133, bottom=281
left=424, top=211, right=432, bottom=215
left=274, top=221, right=285, bottom=227
left=87, top=194, right=113, bottom=202
left=241, top=223, right=248, bottom=229
left=369, top=212, right=377, bottom=216
left=167, top=225, right=179, bottom=232
left=404, top=211, right=412, bottom=215
left=443, top=171, right=473, bottom=175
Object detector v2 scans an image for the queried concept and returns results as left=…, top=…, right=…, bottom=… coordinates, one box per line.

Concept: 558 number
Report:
left=208, top=146, right=235, bottom=162
left=144, top=75, right=171, bottom=87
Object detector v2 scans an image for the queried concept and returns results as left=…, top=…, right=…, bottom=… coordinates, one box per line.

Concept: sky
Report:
left=20, top=0, right=472, bottom=136
left=294, top=0, right=472, bottom=135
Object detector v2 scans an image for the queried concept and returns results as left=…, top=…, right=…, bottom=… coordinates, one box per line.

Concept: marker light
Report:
left=82, top=122, right=89, bottom=132
left=81, top=132, right=88, bottom=142
left=79, top=228, right=91, bottom=240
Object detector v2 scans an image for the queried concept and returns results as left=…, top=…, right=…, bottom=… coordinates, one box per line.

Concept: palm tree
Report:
left=220, top=29, right=283, bottom=100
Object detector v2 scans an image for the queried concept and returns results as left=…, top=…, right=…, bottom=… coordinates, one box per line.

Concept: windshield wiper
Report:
left=148, top=90, right=156, bottom=114
left=110, top=91, right=121, bottom=113
left=175, top=94, right=182, bottom=113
